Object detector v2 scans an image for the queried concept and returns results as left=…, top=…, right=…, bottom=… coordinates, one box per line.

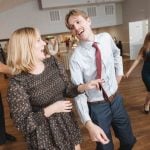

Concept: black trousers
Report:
left=0, top=93, right=6, bottom=143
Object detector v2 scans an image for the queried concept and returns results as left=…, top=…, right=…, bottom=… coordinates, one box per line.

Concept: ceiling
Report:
left=0, top=0, right=31, bottom=13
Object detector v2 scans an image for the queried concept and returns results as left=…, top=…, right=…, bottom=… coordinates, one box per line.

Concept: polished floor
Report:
left=0, top=57, right=150, bottom=150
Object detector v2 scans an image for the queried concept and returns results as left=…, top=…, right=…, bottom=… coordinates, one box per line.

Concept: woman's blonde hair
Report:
left=7, top=27, right=39, bottom=75
left=65, top=9, right=89, bottom=30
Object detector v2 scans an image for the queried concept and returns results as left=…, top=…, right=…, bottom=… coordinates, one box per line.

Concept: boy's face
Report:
left=68, top=15, right=92, bottom=41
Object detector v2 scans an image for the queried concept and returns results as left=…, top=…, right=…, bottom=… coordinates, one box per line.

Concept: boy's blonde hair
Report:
left=7, top=27, right=39, bottom=75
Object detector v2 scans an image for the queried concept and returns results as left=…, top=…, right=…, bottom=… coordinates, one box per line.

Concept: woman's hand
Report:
left=124, top=71, right=131, bottom=79
left=52, top=100, right=73, bottom=113
left=44, top=100, right=72, bottom=117
left=116, top=75, right=122, bottom=84
left=78, top=79, right=104, bottom=93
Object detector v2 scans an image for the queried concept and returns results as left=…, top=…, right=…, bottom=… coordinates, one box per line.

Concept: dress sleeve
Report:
left=54, top=57, right=80, bottom=98
left=7, top=78, right=47, bottom=135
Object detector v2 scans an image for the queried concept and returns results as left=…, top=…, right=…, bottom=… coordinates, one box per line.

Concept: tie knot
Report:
left=92, top=42, right=98, bottom=49
left=92, top=42, right=100, bottom=52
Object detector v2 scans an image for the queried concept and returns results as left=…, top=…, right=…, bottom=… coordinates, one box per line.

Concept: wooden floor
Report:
left=0, top=57, right=150, bottom=150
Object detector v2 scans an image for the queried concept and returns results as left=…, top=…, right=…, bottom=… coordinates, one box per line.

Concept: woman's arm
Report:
left=125, top=54, right=142, bottom=78
left=0, top=62, right=12, bottom=75
left=43, top=100, right=72, bottom=117
left=54, top=56, right=102, bottom=97
left=8, top=76, right=74, bottom=126
left=7, top=78, right=48, bottom=134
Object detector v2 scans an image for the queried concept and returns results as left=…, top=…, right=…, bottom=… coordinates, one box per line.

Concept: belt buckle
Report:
left=108, top=92, right=117, bottom=102
left=109, top=95, right=114, bottom=101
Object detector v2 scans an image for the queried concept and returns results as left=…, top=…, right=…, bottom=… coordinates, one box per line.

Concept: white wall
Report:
left=0, top=0, right=123, bottom=39
left=1, top=0, right=149, bottom=44
left=0, top=0, right=61, bottom=39
left=123, top=0, right=148, bottom=23
left=117, top=0, right=150, bottom=56
left=121, top=0, right=150, bottom=37
left=129, top=20, right=148, bottom=60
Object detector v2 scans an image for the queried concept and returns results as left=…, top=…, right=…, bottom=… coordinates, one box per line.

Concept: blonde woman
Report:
left=7, top=27, right=102, bottom=150
left=125, top=32, right=150, bottom=114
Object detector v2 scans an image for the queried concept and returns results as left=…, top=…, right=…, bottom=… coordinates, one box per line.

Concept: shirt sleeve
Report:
left=7, top=78, right=47, bottom=135
left=109, top=34, right=124, bottom=76
left=70, top=58, right=91, bottom=125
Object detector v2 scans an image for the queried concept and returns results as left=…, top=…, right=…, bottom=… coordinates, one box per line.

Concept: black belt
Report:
left=88, top=91, right=118, bottom=105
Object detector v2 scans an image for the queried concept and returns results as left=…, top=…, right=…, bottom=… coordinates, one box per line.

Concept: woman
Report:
left=7, top=27, right=101, bottom=150
left=125, top=32, right=150, bottom=114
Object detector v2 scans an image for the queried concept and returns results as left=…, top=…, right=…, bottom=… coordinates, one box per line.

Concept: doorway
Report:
left=129, top=19, right=148, bottom=60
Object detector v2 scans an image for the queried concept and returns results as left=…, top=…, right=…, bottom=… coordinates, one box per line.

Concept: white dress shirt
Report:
left=70, top=32, right=123, bottom=125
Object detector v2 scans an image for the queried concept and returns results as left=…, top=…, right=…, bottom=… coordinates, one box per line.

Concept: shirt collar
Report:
left=94, top=35, right=100, bottom=45
left=79, top=34, right=100, bottom=49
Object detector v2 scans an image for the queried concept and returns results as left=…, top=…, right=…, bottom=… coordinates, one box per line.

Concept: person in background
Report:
left=113, top=36, right=118, bottom=45
left=65, top=37, right=70, bottom=50
left=47, top=37, right=59, bottom=56
left=0, top=44, right=6, bottom=64
left=0, top=62, right=16, bottom=145
left=0, top=44, right=8, bottom=78
left=6, top=27, right=103, bottom=150
left=125, top=32, right=150, bottom=114
left=117, top=40, right=123, bottom=56
left=65, top=9, right=136, bottom=150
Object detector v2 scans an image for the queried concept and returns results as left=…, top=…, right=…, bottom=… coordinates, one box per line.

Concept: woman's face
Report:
left=34, top=31, right=46, bottom=61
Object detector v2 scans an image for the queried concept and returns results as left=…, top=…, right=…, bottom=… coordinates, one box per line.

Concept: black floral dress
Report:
left=7, top=56, right=82, bottom=150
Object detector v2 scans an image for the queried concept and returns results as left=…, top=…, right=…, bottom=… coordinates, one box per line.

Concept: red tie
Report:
left=92, top=42, right=110, bottom=102
left=92, top=42, right=102, bottom=79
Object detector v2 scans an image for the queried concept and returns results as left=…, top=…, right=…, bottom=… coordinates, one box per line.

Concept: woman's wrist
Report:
left=77, top=84, right=86, bottom=93
left=44, top=104, right=55, bottom=117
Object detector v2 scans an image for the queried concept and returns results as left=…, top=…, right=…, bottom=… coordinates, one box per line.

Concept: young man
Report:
left=65, top=9, right=136, bottom=150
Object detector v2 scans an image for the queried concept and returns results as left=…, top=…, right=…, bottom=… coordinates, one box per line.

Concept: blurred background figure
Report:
left=46, top=37, right=59, bottom=56
left=0, top=44, right=6, bottom=64
left=0, top=62, right=16, bottom=145
left=117, top=40, right=123, bottom=56
left=125, top=32, right=150, bottom=114
left=113, top=36, right=118, bottom=45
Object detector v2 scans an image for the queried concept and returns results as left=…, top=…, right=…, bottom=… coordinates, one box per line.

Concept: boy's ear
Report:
left=87, top=17, right=91, bottom=25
